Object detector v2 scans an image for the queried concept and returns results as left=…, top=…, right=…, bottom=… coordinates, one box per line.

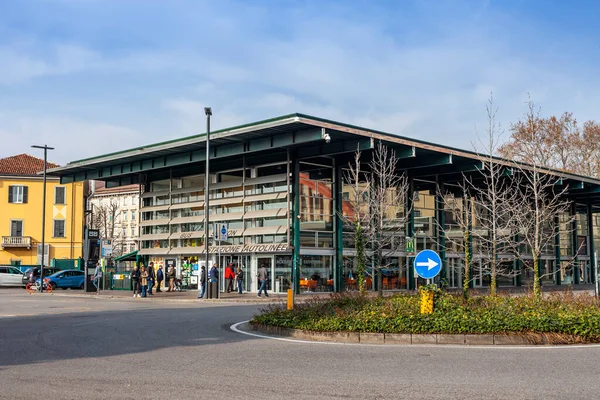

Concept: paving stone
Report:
left=465, top=334, right=494, bottom=345
left=436, top=334, right=465, bottom=345
left=359, top=332, right=385, bottom=344
left=384, top=333, right=412, bottom=344
left=493, top=334, right=531, bottom=345
left=411, top=334, right=437, bottom=344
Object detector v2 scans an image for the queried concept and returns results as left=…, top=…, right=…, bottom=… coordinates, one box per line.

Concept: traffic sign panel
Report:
left=214, top=223, right=228, bottom=241
left=414, top=249, right=442, bottom=279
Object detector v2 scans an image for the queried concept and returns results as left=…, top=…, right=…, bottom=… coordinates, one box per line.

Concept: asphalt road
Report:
left=1, top=288, right=600, bottom=400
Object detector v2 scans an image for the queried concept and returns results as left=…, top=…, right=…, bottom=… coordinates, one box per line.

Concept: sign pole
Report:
left=595, top=251, right=599, bottom=297
left=218, top=235, right=221, bottom=297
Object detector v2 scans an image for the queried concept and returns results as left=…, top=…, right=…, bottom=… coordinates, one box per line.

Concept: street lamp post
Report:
left=32, top=144, right=54, bottom=292
left=201, top=107, right=212, bottom=299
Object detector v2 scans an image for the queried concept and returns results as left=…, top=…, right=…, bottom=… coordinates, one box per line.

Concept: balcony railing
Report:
left=1, top=236, right=32, bottom=248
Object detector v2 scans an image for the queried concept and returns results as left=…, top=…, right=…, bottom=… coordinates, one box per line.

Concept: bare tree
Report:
left=341, top=150, right=370, bottom=293
left=435, top=185, right=474, bottom=299
left=341, top=141, right=411, bottom=296
left=369, top=141, right=411, bottom=297
left=433, top=96, right=520, bottom=297
left=508, top=101, right=575, bottom=297
left=470, top=96, right=522, bottom=296
left=91, top=199, right=123, bottom=257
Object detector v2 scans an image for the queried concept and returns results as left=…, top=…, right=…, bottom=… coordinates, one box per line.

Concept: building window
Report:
left=131, top=211, right=136, bottom=220
left=125, top=197, right=130, bottom=206
left=131, top=227, right=136, bottom=236
left=8, top=185, right=28, bottom=203
left=123, top=210, right=128, bottom=221
left=53, top=220, right=66, bottom=238
left=55, top=186, right=66, bottom=205
left=10, top=220, right=23, bottom=236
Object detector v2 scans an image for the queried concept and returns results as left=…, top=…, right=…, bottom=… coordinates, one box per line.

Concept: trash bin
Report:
left=208, top=281, right=219, bottom=299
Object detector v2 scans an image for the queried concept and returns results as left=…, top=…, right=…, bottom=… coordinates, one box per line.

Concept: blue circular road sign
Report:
left=221, top=226, right=227, bottom=235
left=413, top=249, right=442, bottom=279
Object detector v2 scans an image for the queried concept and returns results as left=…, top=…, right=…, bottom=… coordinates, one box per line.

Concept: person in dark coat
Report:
left=131, top=265, right=141, bottom=298
left=236, top=266, right=244, bottom=294
left=198, top=266, right=206, bottom=299
left=147, top=262, right=155, bottom=295
left=156, top=265, right=164, bottom=292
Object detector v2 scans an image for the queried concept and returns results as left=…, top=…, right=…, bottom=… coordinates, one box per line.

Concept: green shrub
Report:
left=251, top=291, right=600, bottom=341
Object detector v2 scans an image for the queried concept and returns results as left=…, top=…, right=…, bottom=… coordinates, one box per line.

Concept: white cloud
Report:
left=0, top=111, right=146, bottom=164
left=2, top=0, right=600, bottom=164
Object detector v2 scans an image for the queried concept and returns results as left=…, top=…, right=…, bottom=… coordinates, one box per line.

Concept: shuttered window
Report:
left=55, top=187, right=66, bottom=205
left=8, top=186, right=28, bottom=203
left=53, top=220, right=66, bottom=238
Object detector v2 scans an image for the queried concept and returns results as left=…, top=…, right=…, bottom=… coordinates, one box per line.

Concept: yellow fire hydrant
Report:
left=420, top=287, right=434, bottom=314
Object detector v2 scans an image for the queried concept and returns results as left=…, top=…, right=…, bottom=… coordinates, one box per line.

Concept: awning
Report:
left=114, top=250, right=138, bottom=262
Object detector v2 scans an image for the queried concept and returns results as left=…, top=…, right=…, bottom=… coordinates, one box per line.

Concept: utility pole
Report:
left=201, top=107, right=212, bottom=298
left=32, top=144, right=54, bottom=292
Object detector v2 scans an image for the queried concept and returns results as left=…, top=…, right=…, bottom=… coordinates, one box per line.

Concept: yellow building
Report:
left=0, top=154, right=85, bottom=267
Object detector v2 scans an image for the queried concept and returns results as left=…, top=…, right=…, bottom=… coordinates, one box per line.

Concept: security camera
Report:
left=323, top=133, right=331, bottom=143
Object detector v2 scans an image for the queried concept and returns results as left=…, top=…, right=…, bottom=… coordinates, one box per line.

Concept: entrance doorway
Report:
left=257, top=256, right=273, bottom=292
left=217, top=254, right=252, bottom=292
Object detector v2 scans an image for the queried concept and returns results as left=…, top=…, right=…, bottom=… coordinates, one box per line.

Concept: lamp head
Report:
left=204, top=107, right=212, bottom=116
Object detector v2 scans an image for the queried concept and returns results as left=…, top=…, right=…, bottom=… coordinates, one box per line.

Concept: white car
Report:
left=0, top=266, right=25, bottom=287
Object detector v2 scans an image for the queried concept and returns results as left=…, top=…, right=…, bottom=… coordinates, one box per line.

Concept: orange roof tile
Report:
left=0, top=154, right=61, bottom=176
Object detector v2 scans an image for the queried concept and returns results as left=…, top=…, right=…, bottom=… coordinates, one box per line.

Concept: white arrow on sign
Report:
left=416, top=258, right=438, bottom=270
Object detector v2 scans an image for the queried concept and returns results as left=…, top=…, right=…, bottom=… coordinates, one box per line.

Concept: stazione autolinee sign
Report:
left=207, top=243, right=290, bottom=253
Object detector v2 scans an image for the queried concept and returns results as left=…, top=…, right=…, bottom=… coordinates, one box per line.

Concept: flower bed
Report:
left=251, top=291, right=600, bottom=344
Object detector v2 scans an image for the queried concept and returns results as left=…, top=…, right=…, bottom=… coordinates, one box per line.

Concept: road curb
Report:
left=248, top=324, right=574, bottom=346
left=32, top=291, right=286, bottom=304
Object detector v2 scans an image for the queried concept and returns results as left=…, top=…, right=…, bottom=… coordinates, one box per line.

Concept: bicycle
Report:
left=26, top=279, right=53, bottom=294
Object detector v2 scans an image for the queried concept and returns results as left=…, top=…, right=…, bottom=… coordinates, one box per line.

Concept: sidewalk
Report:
left=47, top=288, right=297, bottom=303
left=43, top=284, right=597, bottom=303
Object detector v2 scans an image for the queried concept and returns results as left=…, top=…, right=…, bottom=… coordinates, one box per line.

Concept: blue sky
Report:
left=1, top=0, right=600, bottom=164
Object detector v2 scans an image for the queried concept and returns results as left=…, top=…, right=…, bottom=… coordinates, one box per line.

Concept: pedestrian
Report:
left=257, top=264, right=269, bottom=297
left=198, top=265, right=206, bottom=299
left=236, top=266, right=244, bottom=294
left=147, top=262, right=155, bottom=295
left=141, top=265, right=149, bottom=298
left=93, top=262, right=103, bottom=294
left=209, top=263, right=219, bottom=283
left=167, top=265, right=175, bottom=292
left=156, top=265, right=164, bottom=292
left=131, top=265, right=141, bottom=298
left=225, top=263, right=235, bottom=293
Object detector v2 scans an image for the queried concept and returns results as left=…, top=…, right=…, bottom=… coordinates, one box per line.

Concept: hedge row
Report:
left=251, top=291, right=600, bottom=341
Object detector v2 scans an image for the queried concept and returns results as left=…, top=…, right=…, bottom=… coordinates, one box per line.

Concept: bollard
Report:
left=420, top=288, right=434, bottom=314
left=287, top=289, right=294, bottom=310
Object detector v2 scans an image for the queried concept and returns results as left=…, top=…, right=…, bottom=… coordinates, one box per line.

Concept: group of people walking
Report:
left=130, top=261, right=270, bottom=299
left=198, top=262, right=269, bottom=298
left=130, top=262, right=177, bottom=298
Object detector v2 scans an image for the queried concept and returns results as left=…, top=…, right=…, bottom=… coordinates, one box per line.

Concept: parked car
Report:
left=22, top=267, right=61, bottom=286
left=0, top=266, right=26, bottom=287
left=36, top=269, right=85, bottom=290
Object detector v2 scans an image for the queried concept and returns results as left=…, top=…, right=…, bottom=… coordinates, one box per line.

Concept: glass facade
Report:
left=135, top=153, right=596, bottom=294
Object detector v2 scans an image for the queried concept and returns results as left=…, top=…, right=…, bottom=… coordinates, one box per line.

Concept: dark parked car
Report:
left=35, top=270, right=85, bottom=290
left=21, top=267, right=61, bottom=286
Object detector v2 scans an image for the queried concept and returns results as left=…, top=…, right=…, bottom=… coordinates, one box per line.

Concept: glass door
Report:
left=257, top=256, right=273, bottom=292
left=219, top=255, right=233, bottom=292
left=448, top=258, right=462, bottom=288
left=234, top=255, right=252, bottom=292
left=473, top=259, right=483, bottom=288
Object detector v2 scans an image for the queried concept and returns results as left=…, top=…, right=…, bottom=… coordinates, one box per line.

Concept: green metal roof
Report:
left=114, top=250, right=138, bottom=262
left=46, top=112, right=600, bottom=201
